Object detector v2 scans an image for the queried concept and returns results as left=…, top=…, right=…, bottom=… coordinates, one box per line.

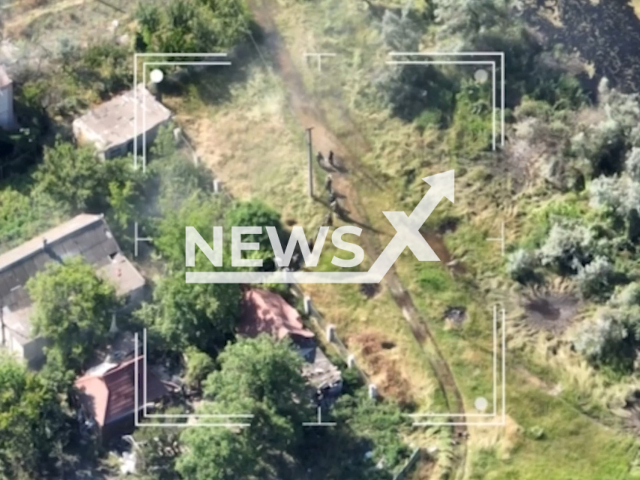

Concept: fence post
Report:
left=325, top=324, right=335, bottom=343
left=368, top=384, right=378, bottom=399
left=304, top=295, right=312, bottom=315
left=347, top=354, right=356, bottom=369
left=306, top=127, right=314, bottom=198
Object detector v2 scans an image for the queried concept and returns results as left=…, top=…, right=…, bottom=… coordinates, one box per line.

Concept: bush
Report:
left=575, top=256, right=617, bottom=301
left=572, top=308, right=634, bottom=372
left=506, top=248, right=540, bottom=284
left=589, top=175, right=625, bottom=214
left=538, top=222, right=594, bottom=274
left=626, top=148, right=640, bottom=182
left=611, top=282, right=640, bottom=308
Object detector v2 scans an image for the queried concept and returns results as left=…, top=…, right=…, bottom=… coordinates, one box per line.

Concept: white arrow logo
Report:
left=366, top=170, right=454, bottom=280
left=186, top=170, right=454, bottom=284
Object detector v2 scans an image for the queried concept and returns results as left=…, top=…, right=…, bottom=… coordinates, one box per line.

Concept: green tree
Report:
left=33, top=140, right=106, bottom=212
left=177, top=336, right=311, bottom=479
left=26, top=257, right=118, bottom=371
left=135, top=0, right=249, bottom=55
left=138, top=270, right=241, bottom=355
left=184, top=347, right=216, bottom=392
left=154, top=194, right=227, bottom=268
left=0, top=355, right=71, bottom=480
left=225, top=200, right=283, bottom=254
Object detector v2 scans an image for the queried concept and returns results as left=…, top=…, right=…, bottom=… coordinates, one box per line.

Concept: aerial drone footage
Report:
left=1, top=0, right=640, bottom=479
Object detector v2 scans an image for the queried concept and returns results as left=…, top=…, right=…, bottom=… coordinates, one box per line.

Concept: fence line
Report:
left=393, top=448, right=421, bottom=480
left=290, top=284, right=372, bottom=386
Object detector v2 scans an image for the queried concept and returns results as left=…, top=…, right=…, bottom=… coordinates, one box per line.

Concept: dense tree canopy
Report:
left=177, top=336, right=310, bottom=479
left=135, top=0, right=250, bottom=55
left=0, top=355, right=70, bottom=480
left=27, top=257, right=118, bottom=371
left=137, top=270, right=241, bottom=355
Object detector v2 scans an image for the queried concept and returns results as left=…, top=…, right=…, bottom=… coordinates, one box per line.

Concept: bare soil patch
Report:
left=523, top=293, right=579, bottom=332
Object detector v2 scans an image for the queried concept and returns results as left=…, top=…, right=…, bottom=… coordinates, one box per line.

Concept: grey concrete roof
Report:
left=73, top=84, right=171, bottom=150
left=0, top=214, right=144, bottom=343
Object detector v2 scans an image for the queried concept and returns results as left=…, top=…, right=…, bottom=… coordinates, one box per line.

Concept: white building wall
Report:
left=0, top=83, right=15, bottom=130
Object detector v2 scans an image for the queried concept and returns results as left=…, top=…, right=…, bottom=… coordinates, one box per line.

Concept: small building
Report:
left=75, top=356, right=168, bottom=441
left=72, top=84, right=172, bottom=160
left=239, top=288, right=343, bottom=399
left=0, top=214, right=146, bottom=367
left=0, top=65, right=15, bottom=130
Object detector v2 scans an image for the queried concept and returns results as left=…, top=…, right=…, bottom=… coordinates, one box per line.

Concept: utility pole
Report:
left=306, top=127, right=314, bottom=198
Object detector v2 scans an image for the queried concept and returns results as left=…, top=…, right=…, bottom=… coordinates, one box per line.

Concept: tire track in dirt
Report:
left=247, top=3, right=468, bottom=478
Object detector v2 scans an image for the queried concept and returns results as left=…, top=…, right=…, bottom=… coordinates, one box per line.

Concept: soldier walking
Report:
left=324, top=174, right=333, bottom=193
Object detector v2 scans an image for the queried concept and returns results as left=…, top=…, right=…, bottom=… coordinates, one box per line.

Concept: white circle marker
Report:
left=474, top=69, right=489, bottom=84
left=474, top=396, right=488, bottom=412
left=150, top=69, right=164, bottom=84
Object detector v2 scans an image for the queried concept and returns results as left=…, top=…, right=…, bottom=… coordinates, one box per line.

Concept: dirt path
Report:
left=248, top=3, right=468, bottom=478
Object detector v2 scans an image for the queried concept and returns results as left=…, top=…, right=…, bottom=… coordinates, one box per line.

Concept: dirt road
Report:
left=248, top=2, right=469, bottom=478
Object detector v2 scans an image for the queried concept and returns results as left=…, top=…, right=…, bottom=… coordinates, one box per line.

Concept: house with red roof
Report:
left=75, top=356, right=167, bottom=441
left=239, top=288, right=342, bottom=399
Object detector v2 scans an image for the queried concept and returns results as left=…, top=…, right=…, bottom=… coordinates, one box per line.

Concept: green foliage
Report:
left=0, top=187, right=65, bottom=253
left=135, top=0, right=250, bottom=55
left=138, top=270, right=241, bottom=355
left=147, top=131, right=215, bottom=215
left=448, top=81, right=493, bottom=152
left=506, top=248, right=540, bottom=284
left=154, top=194, right=227, bottom=268
left=225, top=199, right=283, bottom=256
left=184, top=347, right=216, bottom=392
left=178, top=336, right=310, bottom=479
left=572, top=307, right=640, bottom=373
left=0, top=355, right=71, bottom=480
left=575, top=256, right=618, bottom=301
left=204, top=335, right=307, bottom=418
left=332, top=393, right=411, bottom=470
left=375, top=9, right=454, bottom=122
left=26, top=257, right=118, bottom=371
left=33, top=141, right=140, bottom=215
left=538, top=222, right=595, bottom=275
left=134, top=423, right=182, bottom=480
left=33, top=140, right=105, bottom=212
left=72, top=42, right=132, bottom=100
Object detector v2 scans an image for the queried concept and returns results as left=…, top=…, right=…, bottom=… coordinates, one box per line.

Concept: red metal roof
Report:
left=238, top=289, right=315, bottom=341
left=75, top=356, right=167, bottom=427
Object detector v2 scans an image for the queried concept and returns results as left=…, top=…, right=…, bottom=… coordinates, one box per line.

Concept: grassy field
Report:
left=264, top=0, right=640, bottom=478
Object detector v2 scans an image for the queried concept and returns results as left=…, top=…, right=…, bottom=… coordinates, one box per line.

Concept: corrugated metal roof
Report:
left=75, top=356, right=167, bottom=427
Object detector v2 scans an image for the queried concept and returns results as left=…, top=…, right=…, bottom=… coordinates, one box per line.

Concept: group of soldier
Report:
left=316, top=150, right=344, bottom=226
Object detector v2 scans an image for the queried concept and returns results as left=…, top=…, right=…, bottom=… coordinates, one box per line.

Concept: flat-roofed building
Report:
left=72, top=84, right=172, bottom=159
left=0, top=214, right=146, bottom=366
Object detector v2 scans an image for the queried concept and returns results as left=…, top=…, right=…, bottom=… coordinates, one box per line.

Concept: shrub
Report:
left=538, top=222, right=594, bottom=274
left=589, top=175, right=625, bottom=213
left=626, top=148, right=640, bottom=182
left=611, top=282, right=640, bottom=308
left=572, top=308, right=634, bottom=372
left=506, top=248, right=540, bottom=284
left=575, top=256, right=617, bottom=301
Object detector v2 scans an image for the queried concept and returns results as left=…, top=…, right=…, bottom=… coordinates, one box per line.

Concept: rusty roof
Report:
left=72, top=84, right=171, bottom=150
left=238, top=288, right=315, bottom=341
left=75, top=356, right=167, bottom=427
